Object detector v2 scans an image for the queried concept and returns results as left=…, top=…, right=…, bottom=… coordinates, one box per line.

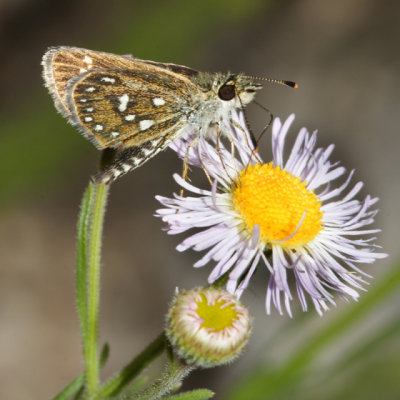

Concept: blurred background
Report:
left=0, top=0, right=399, bottom=399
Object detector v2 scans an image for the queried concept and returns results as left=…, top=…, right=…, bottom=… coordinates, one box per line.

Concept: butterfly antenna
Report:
left=243, top=76, right=299, bottom=89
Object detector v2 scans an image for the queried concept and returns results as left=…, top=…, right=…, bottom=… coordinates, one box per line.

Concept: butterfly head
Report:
left=213, top=73, right=263, bottom=108
left=194, top=72, right=262, bottom=109
left=203, top=72, right=297, bottom=109
left=218, top=74, right=263, bottom=106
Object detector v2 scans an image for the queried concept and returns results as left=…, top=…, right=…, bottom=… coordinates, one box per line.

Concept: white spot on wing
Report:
left=79, top=68, right=87, bottom=73
left=86, top=107, right=94, bottom=112
left=83, top=56, right=93, bottom=64
left=111, top=132, right=119, bottom=137
left=95, top=125, right=103, bottom=131
left=101, top=77, right=116, bottom=83
left=84, top=117, right=93, bottom=122
left=139, top=120, right=155, bottom=131
left=153, top=98, right=165, bottom=106
left=118, top=94, right=129, bottom=112
left=80, top=99, right=87, bottom=103
left=142, top=148, right=153, bottom=157
left=125, top=115, right=135, bottom=121
left=122, top=164, right=131, bottom=172
left=151, top=138, right=161, bottom=147
left=131, top=157, right=140, bottom=166
left=86, top=87, right=96, bottom=93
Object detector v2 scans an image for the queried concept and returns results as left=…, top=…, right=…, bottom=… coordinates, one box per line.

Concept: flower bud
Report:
left=166, top=287, right=252, bottom=368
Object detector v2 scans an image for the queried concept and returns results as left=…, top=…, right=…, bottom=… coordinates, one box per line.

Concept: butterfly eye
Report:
left=218, top=84, right=236, bottom=101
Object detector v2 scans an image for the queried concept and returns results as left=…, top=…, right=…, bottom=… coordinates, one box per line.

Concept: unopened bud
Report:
left=166, top=287, right=252, bottom=368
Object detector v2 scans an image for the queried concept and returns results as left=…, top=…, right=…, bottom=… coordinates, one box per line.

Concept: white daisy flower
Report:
left=157, top=112, right=387, bottom=316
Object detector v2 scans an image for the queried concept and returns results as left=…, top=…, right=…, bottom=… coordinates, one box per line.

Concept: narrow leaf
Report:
left=96, top=332, right=166, bottom=397
left=128, top=359, right=193, bottom=400
left=163, top=388, right=215, bottom=400
left=51, top=342, right=110, bottom=400
left=127, top=376, right=149, bottom=396
left=52, top=375, right=84, bottom=400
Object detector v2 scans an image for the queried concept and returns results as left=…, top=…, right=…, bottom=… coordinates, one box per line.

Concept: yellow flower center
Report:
left=232, top=163, right=323, bottom=248
left=196, top=293, right=238, bottom=332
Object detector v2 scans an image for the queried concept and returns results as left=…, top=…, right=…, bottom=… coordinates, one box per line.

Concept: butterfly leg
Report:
left=224, top=125, right=240, bottom=178
left=179, top=138, right=198, bottom=197
left=197, top=147, right=213, bottom=187
left=178, top=135, right=213, bottom=197
left=230, top=119, right=263, bottom=169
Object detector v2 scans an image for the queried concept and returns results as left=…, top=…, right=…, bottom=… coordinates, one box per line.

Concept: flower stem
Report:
left=85, top=182, right=109, bottom=395
left=76, top=183, right=94, bottom=350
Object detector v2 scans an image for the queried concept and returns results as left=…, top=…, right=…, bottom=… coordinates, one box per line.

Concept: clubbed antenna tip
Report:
left=284, top=80, right=299, bottom=89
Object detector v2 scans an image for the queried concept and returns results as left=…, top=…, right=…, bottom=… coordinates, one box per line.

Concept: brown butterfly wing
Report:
left=42, top=47, right=200, bottom=117
left=42, top=46, right=202, bottom=150
left=64, top=67, right=196, bottom=149
left=42, top=47, right=141, bottom=117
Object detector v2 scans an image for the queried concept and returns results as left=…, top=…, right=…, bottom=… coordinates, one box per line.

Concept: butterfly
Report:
left=42, top=46, right=296, bottom=183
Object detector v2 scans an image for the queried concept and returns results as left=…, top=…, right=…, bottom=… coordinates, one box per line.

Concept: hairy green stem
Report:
left=76, top=183, right=94, bottom=351
left=96, top=333, right=166, bottom=398
left=85, top=182, right=109, bottom=395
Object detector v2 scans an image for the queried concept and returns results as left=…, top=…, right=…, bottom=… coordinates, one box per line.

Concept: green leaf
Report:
left=51, top=342, right=110, bottom=400
left=162, top=388, right=215, bottom=400
left=126, top=376, right=149, bottom=396
left=96, top=333, right=166, bottom=397
left=127, top=359, right=194, bottom=400
left=99, top=342, right=110, bottom=366
left=52, top=375, right=84, bottom=400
